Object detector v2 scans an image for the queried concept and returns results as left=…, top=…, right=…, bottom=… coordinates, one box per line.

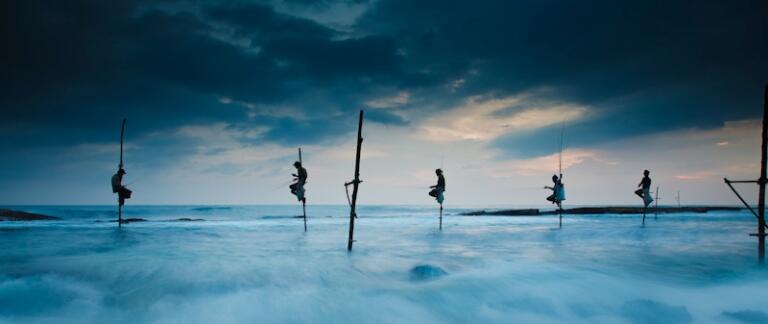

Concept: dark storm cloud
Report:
left=0, top=0, right=413, bottom=157
left=204, top=2, right=335, bottom=41
left=358, top=0, right=768, bottom=157
left=0, top=0, right=765, bottom=162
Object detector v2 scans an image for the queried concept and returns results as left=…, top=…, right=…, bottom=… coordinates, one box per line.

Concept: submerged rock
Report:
left=175, top=218, right=205, bottom=222
left=0, top=209, right=60, bottom=221
left=115, top=218, right=147, bottom=224
left=409, top=264, right=447, bottom=281
left=461, top=206, right=742, bottom=216
left=722, top=310, right=768, bottom=323
left=620, top=299, right=692, bottom=324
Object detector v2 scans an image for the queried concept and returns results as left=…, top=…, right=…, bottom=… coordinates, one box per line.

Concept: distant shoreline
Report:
left=460, top=206, right=743, bottom=216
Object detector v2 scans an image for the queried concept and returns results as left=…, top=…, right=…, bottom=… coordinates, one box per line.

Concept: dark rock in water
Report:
left=463, top=209, right=540, bottom=216
left=0, top=209, right=60, bottom=221
left=409, top=264, right=447, bottom=281
left=176, top=218, right=205, bottom=222
left=620, top=299, right=692, bottom=324
left=461, top=206, right=742, bottom=216
left=722, top=310, right=768, bottom=323
left=115, top=218, right=147, bottom=224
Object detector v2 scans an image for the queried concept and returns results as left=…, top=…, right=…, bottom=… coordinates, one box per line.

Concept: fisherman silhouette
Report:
left=111, top=167, right=132, bottom=206
left=545, top=174, right=565, bottom=209
left=635, top=170, right=653, bottom=207
left=290, top=161, right=307, bottom=203
left=428, top=169, right=446, bottom=204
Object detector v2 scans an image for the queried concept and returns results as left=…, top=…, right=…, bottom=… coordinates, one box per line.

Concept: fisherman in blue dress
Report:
left=545, top=174, right=565, bottom=209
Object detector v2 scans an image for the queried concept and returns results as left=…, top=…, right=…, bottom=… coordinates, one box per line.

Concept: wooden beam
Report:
left=347, top=110, right=364, bottom=251
left=299, top=148, right=306, bottom=232
left=118, top=118, right=126, bottom=228
left=439, top=204, right=443, bottom=230
left=758, top=85, right=767, bottom=261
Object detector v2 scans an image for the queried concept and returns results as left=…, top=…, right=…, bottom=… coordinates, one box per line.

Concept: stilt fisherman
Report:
left=635, top=169, right=653, bottom=207
left=428, top=169, right=446, bottom=204
left=545, top=174, right=565, bottom=209
left=290, top=161, right=307, bottom=203
left=111, top=167, right=132, bottom=206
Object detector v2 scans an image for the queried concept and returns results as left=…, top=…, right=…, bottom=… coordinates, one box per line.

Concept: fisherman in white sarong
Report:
left=290, top=161, right=307, bottom=203
left=428, top=169, right=445, bottom=204
left=635, top=169, right=653, bottom=207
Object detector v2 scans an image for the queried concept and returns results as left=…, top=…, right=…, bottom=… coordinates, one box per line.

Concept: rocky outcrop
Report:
left=461, top=206, right=742, bottom=216
left=0, top=209, right=60, bottom=221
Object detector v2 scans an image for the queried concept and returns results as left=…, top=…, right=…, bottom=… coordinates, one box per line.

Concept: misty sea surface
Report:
left=1, top=205, right=767, bottom=323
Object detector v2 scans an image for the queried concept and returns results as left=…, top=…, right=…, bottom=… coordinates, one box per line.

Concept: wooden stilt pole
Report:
left=559, top=207, right=562, bottom=228
left=347, top=110, right=364, bottom=251
left=299, top=148, right=307, bottom=232
left=439, top=203, right=443, bottom=230
left=302, top=201, right=307, bottom=232
left=119, top=119, right=125, bottom=170
left=642, top=207, right=646, bottom=225
left=117, top=118, right=126, bottom=228
left=725, top=179, right=768, bottom=229
left=723, top=85, right=768, bottom=262
left=654, top=187, right=659, bottom=219
left=757, top=85, right=767, bottom=262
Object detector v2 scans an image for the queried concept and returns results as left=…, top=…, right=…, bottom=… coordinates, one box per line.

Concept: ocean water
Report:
left=0, top=205, right=766, bottom=324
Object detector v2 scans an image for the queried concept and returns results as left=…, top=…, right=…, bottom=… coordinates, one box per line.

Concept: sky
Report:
left=1, top=0, right=767, bottom=206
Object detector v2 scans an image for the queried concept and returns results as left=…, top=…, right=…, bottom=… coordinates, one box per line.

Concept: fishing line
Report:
left=272, top=179, right=294, bottom=191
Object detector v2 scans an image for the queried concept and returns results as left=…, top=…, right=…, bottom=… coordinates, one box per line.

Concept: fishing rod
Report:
left=271, top=179, right=294, bottom=191
left=123, top=177, right=140, bottom=187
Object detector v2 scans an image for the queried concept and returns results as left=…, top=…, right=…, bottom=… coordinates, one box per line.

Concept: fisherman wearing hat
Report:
left=111, top=167, right=132, bottom=206
left=290, top=161, right=308, bottom=203
left=429, top=169, right=446, bottom=204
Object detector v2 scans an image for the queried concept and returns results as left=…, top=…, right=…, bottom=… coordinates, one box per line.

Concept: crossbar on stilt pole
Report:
left=724, top=85, right=768, bottom=262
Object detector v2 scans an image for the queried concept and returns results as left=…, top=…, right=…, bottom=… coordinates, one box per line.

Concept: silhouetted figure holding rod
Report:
left=290, top=161, right=307, bottom=203
left=545, top=174, right=565, bottom=209
left=111, top=168, right=132, bottom=207
left=635, top=169, right=654, bottom=207
left=428, top=169, right=446, bottom=204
